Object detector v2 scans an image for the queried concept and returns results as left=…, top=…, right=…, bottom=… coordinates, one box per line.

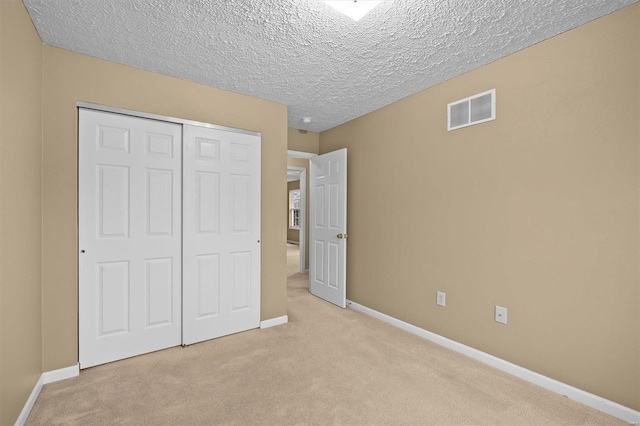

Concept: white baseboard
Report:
left=14, top=375, right=43, bottom=426
left=260, top=315, right=288, bottom=329
left=15, top=364, right=80, bottom=425
left=346, top=300, right=640, bottom=425
left=42, top=364, right=79, bottom=384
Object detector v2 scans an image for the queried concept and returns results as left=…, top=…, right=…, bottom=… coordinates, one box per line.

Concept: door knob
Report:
left=337, top=233, right=348, bottom=239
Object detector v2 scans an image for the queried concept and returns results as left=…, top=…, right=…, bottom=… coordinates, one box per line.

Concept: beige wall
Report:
left=0, top=1, right=44, bottom=423
left=2, top=0, right=637, bottom=420
left=288, top=128, right=319, bottom=154
left=287, top=181, right=301, bottom=242
left=42, top=46, right=288, bottom=371
left=320, top=4, right=640, bottom=411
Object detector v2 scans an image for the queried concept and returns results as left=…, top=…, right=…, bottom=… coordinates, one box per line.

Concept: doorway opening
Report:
left=287, top=148, right=348, bottom=308
left=287, top=166, right=306, bottom=274
left=287, top=150, right=316, bottom=275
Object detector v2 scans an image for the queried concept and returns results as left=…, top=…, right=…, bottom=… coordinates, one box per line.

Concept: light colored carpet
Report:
left=287, top=242, right=300, bottom=276
left=27, top=244, right=622, bottom=425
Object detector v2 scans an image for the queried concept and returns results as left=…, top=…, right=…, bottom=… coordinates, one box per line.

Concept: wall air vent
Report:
left=447, top=89, right=496, bottom=131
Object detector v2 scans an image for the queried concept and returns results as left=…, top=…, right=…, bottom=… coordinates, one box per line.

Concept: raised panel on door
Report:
left=196, top=254, right=220, bottom=319
left=79, top=109, right=182, bottom=369
left=145, top=257, right=174, bottom=327
left=146, top=169, right=174, bottom=237
left=231, top=174, right=252, bottom=233
left=329, top=183, right=339, bottom=230
left=146, top=133, right=173, bottom=158
left=328, top=242, right=339, bottom=289
left=98, top=125, right=130, bottom=152
left=231, top=251, right=252, bottom=311
left=196, top=137, right=220, bottom=161
left=315, top=185, right=325, bottom=228
left=230, top=142, right=251, bottom=163
left=98, top=165, right=130, bottom=238
left=314, top=241, right=325, bottom=284
left=196, top=171, right=220, bottom=234
left=183, top=125, right=261, bottom=345
left=309, top=149, right=347, bottom=308
left=97, top=261, right=130, bottom=336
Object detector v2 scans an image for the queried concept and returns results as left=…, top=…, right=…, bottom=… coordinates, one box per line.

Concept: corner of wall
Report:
left=287, top=127, right=320, bottom=154
left=0, top=0, right=45, bottom=424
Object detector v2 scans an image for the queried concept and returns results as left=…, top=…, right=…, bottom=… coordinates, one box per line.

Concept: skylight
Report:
left=322, top=1, right=383, bottom=21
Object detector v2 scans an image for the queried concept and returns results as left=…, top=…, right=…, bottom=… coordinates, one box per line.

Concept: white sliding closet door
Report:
left=79, top=109, right=182, bottom=368
left=182, top=125, right=261, bottom=345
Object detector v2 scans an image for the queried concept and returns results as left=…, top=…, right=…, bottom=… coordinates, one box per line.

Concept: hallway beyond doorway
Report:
left=287, top=243, right=301, bottom=277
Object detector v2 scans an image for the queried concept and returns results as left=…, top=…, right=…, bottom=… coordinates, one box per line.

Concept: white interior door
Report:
left=79, top=109, right=182, bottom=368
left=309, top=149, right=347, bottom=308
left=182, top=125, right=261, bottom=345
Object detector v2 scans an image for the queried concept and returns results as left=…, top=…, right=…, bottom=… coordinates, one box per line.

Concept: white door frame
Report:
left=298, top=169, right=307, bottom=274
left=77, top=101, right=261, bottom=138
left=287, top=150, right=317, bottom=274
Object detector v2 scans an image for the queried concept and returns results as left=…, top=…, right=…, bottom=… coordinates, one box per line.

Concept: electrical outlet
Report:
left=495, top=305, right=507, bottom=324
left=436, top=291, right=446, bottom=307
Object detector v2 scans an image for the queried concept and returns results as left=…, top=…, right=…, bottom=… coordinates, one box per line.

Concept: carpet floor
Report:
left=26, top=244, right=622, bottom=425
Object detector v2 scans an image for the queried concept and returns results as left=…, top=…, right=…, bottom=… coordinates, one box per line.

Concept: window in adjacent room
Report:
left=289, top=189, right=301, bottom=229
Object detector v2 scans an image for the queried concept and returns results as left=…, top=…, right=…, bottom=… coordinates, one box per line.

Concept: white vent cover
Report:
left=448, top=89, right=496, bottom=131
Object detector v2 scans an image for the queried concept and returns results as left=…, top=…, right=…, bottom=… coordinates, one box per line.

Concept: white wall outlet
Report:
left=495, top=305, right=507, bottom=324
left=436, top=291, right=446, bottom=307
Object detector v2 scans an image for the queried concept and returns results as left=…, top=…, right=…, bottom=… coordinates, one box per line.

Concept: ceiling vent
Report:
left=448, top=89, right=496, bottom=131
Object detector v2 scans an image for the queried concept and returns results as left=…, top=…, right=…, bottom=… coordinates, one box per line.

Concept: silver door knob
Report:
left=337, top=233, right=348, bottom=239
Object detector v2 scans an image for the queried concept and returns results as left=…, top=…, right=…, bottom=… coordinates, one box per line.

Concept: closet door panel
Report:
left=79, top=109, right=182, bottom=369
left=183, top=125, right=261, bottom=345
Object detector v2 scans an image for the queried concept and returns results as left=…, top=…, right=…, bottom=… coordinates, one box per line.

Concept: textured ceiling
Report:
left=24, top=0, right=637, bottom=133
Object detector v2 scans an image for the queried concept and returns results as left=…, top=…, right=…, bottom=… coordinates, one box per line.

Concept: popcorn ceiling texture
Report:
left=24, top=0, right=637, bottom=133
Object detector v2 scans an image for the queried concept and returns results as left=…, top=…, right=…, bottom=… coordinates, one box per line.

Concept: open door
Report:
left=309, top=149, right=347, bottom=308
